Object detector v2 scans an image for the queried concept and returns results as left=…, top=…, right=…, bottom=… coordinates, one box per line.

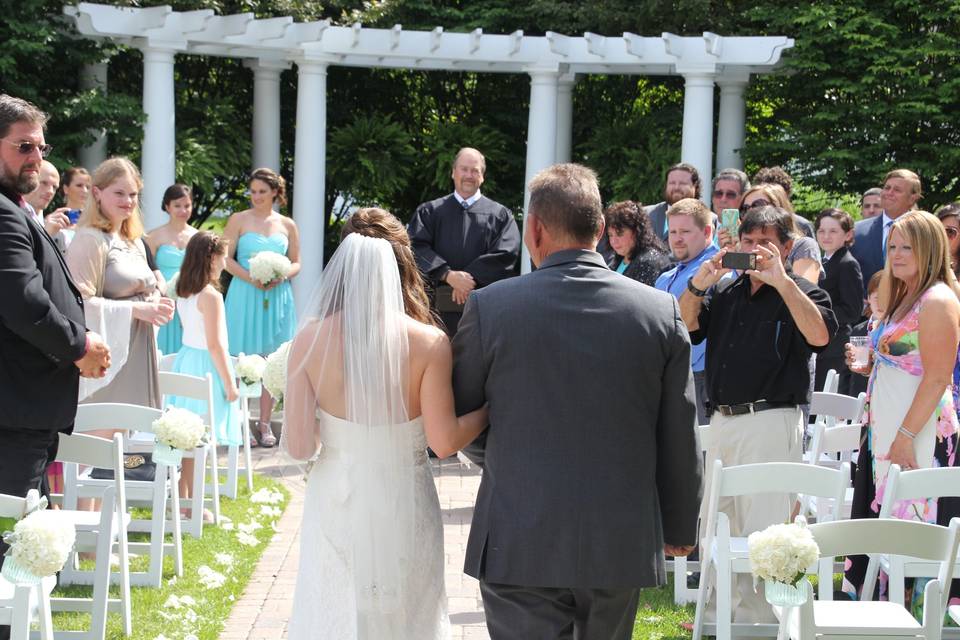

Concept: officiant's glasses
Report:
left=1, top=139, right=53, bottom=158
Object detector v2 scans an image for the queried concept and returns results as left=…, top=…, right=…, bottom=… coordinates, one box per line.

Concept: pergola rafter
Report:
left=65, top=2, right=793, bottom=308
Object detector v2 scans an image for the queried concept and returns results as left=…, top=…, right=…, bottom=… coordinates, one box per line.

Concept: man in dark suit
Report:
left=644, top=161, right=700, bottom=242
left=453, top=163, right=702, bottom=639
left=850, top=169, right=922, bottom=290
left=0, top=96, right=110, bottom=618
left=407, top=147, right=520, bottom=336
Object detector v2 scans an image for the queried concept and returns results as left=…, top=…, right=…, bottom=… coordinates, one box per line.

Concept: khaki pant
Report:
left=701, top=406, right=804, bottom=624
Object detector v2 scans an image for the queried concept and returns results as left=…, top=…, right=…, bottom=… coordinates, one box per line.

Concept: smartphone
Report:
left=66, top=209, right=81, bottom=224
left=720, top=208, right=740, bottom=237
left=721, top=252, right=757, bottom=271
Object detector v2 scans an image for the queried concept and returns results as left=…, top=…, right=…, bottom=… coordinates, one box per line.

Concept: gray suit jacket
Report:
left=452, top=249, right=702, bottom=589
left=644, top=201, right=670, bottom=242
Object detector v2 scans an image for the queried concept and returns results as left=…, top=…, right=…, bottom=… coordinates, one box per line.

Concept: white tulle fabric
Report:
left=283, top=233, right=449, bottom=639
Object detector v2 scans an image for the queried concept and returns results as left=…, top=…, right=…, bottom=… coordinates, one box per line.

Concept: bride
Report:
left=282, top=207, right=488, bottom=639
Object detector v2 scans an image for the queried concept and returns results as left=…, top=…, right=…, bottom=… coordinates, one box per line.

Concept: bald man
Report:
left=24, top=160, right=69, bottom=238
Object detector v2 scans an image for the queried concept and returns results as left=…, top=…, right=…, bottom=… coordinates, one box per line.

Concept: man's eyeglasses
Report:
left=713, top=189, right=739, bottom=200
left=740, top=198, right=770, bottom=214
left=1, top=139, right=53, bottom=158
left=945, top=227, right=959, bottom=239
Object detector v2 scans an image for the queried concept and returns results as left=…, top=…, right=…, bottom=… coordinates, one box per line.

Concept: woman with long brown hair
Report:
left=282, top=207, right=487, bottom=639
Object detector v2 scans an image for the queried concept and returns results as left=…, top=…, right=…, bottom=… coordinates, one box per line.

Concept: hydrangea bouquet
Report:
left=2, top=497, right=76, bottom=584
left=262, top=341, right=291, bottom=411
left=747, top=517, right=820, bottom=606
left=248, top=252, right=292, bottom=310
left=236, top=353, right=267, bottom=390
left=153, top=407, right=208, bottom=466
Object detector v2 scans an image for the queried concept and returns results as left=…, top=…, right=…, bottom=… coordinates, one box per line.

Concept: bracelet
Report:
left=686, top=277, right=708, bottom=297
left=897, top=426, right=916, bottom=440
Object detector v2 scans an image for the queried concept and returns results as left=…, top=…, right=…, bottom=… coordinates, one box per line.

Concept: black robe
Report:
left=408, top=194, right=520, bottom=334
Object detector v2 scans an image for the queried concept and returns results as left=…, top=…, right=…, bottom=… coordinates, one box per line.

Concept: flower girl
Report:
left=166, top=231, right=241, bottom=507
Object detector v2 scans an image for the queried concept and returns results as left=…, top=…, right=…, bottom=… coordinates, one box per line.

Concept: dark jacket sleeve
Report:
left=656, top=298, right=703, bottom=546
left=452, top=293, right=490, bottom=465
left=407, top=202, right=451, bottom=282
left=834, top=257, right=865, bottom=327
left=463, top=208, right=521, bottom=286
left=0, top=205, right=86, bottom=364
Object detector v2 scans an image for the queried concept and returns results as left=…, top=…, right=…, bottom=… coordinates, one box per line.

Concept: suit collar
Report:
left=537, top=248, right=608, bottom=270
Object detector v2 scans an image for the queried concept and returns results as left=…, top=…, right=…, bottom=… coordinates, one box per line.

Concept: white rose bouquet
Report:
left=262, top=341, right=291, bottom=410
left=748, top=518, right=820, bottom=587
left=236, top=354, right=267, bottom=386
left=2, top=504, right=76, bottom=583
left=153, top=407, right=208, bottom=465
left=248, top=252, right=292, bottom=309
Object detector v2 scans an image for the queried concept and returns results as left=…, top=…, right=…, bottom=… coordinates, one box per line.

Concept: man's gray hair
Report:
left=862, top=187, right=882, bottom=201
left=0, top=94, right=48, bottom=139
left=528, top=163, right=603, bottom=244
left=711, top=168, right=750, bottom=195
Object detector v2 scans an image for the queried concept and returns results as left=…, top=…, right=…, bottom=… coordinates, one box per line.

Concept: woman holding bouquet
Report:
left=223, top=168, right=300, bottom=447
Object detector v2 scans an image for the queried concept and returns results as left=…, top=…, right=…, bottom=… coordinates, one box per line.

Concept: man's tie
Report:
left=882, top=219, right=892, bottom=261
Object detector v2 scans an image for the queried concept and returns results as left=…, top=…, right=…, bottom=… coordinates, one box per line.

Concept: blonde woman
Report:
left=66, top=157, right=174, bottom=407
left=842, top=210, right=960, bottom=605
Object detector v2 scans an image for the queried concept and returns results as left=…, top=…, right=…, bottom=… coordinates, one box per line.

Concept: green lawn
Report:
left=49, top=475, right=288, bottom=640
left=633, top=577, right=695, bottom=639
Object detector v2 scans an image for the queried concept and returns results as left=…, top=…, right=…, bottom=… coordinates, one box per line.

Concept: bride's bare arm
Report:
left=420, top=334, right=488, bottom=458
left=283, top=328, right=322, bottom=461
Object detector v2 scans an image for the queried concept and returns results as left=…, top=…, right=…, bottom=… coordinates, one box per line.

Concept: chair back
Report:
left=159, top=370, right=217, bottom=447
left=74, top=403, right=164, bottom=435
left=716, top=462, right=849, bottom=505
left=0, top=489, right=41, bottom=520
left=810, top=391, right=865, bottom=427
left=821, top=368, right=839, bottom=394
left=158, top=353, right=177, bottom=371
left=58, top=432, right=126, bottom=515
left=809, top=518, right=960, bottom=613
left=881, top=465, right=960, bottom=517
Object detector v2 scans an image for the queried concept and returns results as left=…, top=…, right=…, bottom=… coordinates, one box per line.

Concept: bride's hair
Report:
left=341, top=208, right=438, bottom=327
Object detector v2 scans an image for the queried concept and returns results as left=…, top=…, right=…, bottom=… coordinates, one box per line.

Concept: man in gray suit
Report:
left=452, top=163, right=703, bottom=639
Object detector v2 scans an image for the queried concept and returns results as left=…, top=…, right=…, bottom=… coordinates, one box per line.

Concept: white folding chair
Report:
left=159, top=371, right=220, bottom=538
left=0, top=489, right=55, bottom=640
left=822, top=368, right=840, bottom=394
left=863, top=466, right=960, bottom=611
left=69, top=403, right=182, bottom=589
left=673, top=424, right=712, bottom=605
left=692, top=461, right=849, bottom=640
left=157, top=353, right=177, bottom=372
left=222, top=355, right=255, bottom=498
left=54, top=432, right=133, bottom=639
left=775, top=518, right=960, bottom=640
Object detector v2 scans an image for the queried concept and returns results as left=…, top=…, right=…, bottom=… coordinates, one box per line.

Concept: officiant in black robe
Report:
left=408, top=147, right=521, bottom=335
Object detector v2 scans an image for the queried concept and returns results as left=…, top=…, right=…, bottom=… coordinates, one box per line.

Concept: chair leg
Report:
left=692, top=561, right=714, bottom=640
left=223, top=445, right=239, bottom=500
left=888, top=559, right=906, bottom=607
left=10, top=585, right=31, bottom=640
left=168, top=465, right=183, bottom=577
left=115, top=500, right=132, bottom=635
left=242, top=418, right=254, bottom=493
left=90, top=507, right=114, bottom=640
left=36, top=584, right=54, bottom=640
left=673, top=555, right=687, bottom=605
left=207, top=445, right=221, bottom=526
left=188, top=448, right=206, bottom=539
left=716, top=559, right=732, bottom=640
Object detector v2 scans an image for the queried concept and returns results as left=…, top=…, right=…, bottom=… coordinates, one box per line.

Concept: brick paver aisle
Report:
left=219, top=447, right=489, bottom=640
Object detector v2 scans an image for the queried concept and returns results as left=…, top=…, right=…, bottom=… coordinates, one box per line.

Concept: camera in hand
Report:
left=66, top=209, right=81, bottom=224
left=721, top=252, right=757, bottom=271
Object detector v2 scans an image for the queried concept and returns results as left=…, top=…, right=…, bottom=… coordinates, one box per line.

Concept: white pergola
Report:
left=65, top=3, right=792, bottom=306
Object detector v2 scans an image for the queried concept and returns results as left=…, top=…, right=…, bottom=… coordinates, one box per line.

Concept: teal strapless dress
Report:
left=156, top=244, right=185, bottom=354
left=225, top=232, right=296, bottom=356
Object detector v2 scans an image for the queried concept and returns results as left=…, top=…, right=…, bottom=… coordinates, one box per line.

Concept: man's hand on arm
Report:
left=446, top=270, right=476, bottom=305
left=664, top=544, right=696, bottom=557
left=74, top=331, right=111, bottom=378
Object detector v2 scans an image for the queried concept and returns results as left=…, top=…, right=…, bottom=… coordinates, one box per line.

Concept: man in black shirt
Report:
left=679, top=205, right=837, bottom=625
left=408, top=148, right=521, bottom=335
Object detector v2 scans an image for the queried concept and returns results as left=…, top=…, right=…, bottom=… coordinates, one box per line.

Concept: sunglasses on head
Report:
left=713, top=189, right=739, bottom=200
left=1, top=139, right=53, bottom=158
left=740, top=199, right=770, bottom=214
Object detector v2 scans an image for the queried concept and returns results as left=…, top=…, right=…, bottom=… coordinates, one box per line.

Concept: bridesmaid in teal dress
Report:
left=145, top=184, right=197, bottom=354
left=223, top=168, right=300, bottom=447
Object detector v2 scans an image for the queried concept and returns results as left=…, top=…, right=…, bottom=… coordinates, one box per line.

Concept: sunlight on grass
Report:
left=49, top=474, right=288, bottom=640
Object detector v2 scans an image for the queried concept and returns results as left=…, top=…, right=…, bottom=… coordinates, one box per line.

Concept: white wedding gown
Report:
left=287, top=409, right=450, bottom=640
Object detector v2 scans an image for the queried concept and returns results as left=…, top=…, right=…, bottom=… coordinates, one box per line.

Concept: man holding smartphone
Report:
left=678, top=205, right=837, bottom=625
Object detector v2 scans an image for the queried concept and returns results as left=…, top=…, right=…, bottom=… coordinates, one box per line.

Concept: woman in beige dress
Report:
left=66, top=157, right=174, bottom=409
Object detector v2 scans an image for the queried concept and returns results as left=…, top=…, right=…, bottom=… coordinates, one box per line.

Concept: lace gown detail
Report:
left=287, top=410, right=449, bottom=640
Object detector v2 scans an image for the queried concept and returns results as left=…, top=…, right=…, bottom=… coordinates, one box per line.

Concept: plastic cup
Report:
left=849, top=336, right=870, bottom=368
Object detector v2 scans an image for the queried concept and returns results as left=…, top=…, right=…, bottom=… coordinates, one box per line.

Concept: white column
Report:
left=291, top=59, right=329, bottom=315
left=521, top=68, right=560, bottom=274
left=78, top=61, right=108, bottom=170
left=245, top=59, right=289, bottom=172
left=555, top=73, right=576, bottom=163
left=140, top=46, right=177, bottom=230
left=715, top=75, right=749, bottom=171
left=680, top=72, right=716, bottom=204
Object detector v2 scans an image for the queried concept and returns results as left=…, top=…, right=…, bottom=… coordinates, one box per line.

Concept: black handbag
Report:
left=89, top=453, right=157, bottom=482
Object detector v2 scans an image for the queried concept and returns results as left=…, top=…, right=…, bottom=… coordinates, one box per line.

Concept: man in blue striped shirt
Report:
left=655, top=198, right=718, bottom=424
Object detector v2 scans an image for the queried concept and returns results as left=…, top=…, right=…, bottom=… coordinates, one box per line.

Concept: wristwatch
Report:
left=687, top=277, right=708, bottom=297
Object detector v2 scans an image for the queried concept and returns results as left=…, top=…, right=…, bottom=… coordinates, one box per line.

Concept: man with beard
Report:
left=408, top=147, right=521, bottom=336
left=0, top=96, right=110, bottom=640
left=645, top=163, right=701, bottom=243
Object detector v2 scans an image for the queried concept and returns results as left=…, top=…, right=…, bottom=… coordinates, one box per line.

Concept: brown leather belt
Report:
left=713, top=400, right=797, bottom=417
